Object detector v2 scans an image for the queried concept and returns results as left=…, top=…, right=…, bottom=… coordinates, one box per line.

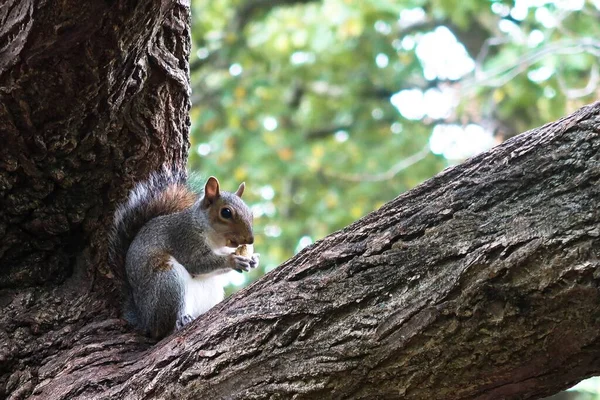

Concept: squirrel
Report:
left=108, top=167, right=259, bottom=339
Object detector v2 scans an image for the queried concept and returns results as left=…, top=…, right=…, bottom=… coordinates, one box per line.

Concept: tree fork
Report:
left=7, top=102, right=600, bottom=400
left=1, top=0, right=600, bottom=399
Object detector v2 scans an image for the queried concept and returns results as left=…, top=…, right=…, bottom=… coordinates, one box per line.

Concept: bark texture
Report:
left=1, top=1, right=600, bottom=400
left=0, top=0, right=191, bottom=398
left=6, top=98, right=600, bottom=399
left=0, top=0, right=191, bottom=288
left=100, top=103, right=598, bottom=400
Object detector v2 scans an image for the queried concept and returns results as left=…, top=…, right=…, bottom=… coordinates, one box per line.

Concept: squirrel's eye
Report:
left=220, top=207, right=233, bottom=219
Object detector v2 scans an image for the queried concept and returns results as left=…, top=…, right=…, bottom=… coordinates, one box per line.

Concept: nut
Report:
left=235, top=244, right=253, bottom=257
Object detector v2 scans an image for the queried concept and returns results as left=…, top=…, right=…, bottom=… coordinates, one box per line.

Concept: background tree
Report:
left=188, top=0, right=600, bottom=293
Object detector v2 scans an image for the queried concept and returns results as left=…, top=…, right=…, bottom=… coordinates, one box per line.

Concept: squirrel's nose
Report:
left=247, top=236, right=254, bottom=245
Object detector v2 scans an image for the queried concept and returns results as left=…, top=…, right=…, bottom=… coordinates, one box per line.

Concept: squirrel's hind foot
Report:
left=175, top=314, right=194, bottom=331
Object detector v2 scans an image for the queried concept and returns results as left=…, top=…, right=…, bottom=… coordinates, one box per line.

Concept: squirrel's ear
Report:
left=204, top=176, right=220, bottom=203
left=235, top=182, right=245, bottom=198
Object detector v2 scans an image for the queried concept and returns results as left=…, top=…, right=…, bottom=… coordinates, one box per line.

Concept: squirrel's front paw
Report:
left=251, top=253, right=260, bottom=268
left=229, top=253, right=260, bottom=273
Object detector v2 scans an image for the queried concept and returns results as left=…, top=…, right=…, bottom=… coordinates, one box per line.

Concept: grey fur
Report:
left=110, top=169, right=257, bottom=339
left=108, top=167, right=187, bottom=282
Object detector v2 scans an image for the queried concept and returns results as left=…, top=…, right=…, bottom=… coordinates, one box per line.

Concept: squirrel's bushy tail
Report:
left=108, top=167, right=197, bottom=283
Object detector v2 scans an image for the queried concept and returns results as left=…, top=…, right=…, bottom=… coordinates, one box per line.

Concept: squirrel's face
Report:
left=200, top=177, right=254, bottom=247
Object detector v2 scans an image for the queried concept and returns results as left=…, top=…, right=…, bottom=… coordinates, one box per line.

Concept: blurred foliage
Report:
left=189, top=0, right=599, bottom=394
left=189, top=0, right=599, bottom=284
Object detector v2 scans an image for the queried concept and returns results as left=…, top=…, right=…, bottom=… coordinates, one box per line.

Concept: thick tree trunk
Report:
left=0, top=0, right=191, bottom=287
left=0, top=0, right=190, bottom=398
left=1, top=1, right=600, bottom=400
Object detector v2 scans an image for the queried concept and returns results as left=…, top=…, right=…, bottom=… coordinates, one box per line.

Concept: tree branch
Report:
left=189, top=0, right=321, bottom=73
left=304, top=124, right=353, bottom=140
left=24, top=102, right=600, bottom=399
left=466, top=38, right=600, bottom=92
left=231, top=0, right=320, bottom=33
left=321, top=144, right=431, bottom=182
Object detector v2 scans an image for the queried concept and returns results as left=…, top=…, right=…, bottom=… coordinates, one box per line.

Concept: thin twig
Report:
left=321, top=144, right=431, bottom=182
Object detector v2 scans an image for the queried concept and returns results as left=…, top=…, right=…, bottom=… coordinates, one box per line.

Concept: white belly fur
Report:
left=170, top=257, right=226, bottom=319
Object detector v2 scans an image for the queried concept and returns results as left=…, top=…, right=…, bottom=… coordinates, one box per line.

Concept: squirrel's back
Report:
left=108, top=168, right=197, bottom=282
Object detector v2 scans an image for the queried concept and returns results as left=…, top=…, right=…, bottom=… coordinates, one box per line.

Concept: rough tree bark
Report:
left=0, top=0, right=191, bottom=397
left=1, top=1, right=600, bottom=400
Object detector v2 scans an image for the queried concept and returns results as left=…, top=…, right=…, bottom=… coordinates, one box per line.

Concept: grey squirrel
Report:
left=109, top=168, right=259, bottom=339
